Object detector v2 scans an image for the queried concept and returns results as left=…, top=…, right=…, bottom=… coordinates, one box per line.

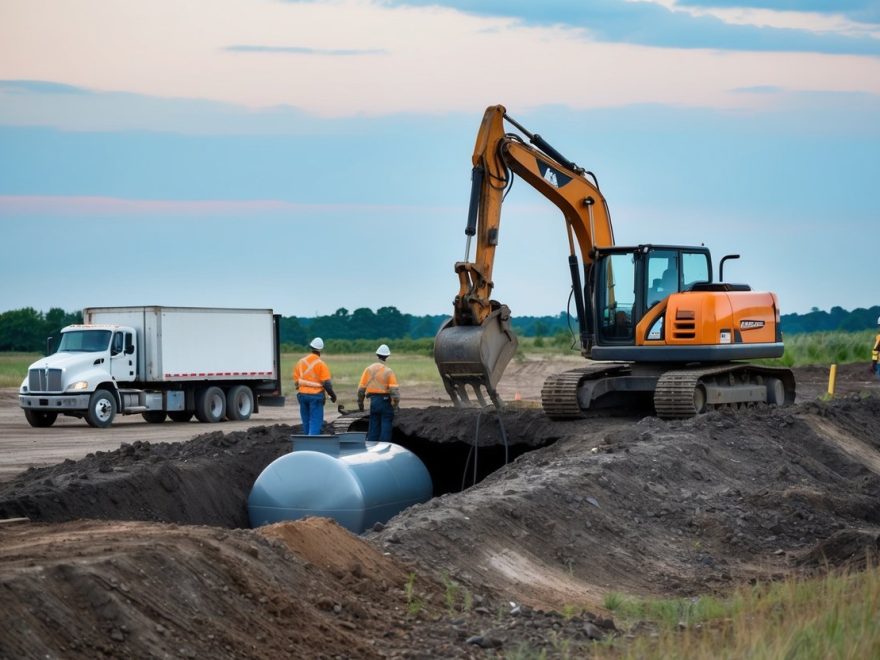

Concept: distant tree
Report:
left=376, top=306, right=409, bottom=339
left=279, top=316, right=307, bottom=345
left=410, top=315, right=444, bottom=339
left=310, top=308, right=351, bottom=339
left=0, top=308, right=45, bottom=351
left=350, top=307, right=379, bottom=338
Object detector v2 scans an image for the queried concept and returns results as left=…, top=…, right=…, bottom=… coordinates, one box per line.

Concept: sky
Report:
left=0, top=0, right=878, bottom=318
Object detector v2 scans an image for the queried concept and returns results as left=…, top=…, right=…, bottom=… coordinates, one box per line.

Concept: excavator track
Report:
left=654, top=364, right=796, bottom=419
left=541, top=363, right=630, bottom=420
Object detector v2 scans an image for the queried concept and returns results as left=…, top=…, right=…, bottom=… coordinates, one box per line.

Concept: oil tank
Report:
left=248, top=432, right=433, bottom=533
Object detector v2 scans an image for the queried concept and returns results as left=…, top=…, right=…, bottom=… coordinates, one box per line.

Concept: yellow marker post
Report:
left=827, top=363, right=837, bottom=397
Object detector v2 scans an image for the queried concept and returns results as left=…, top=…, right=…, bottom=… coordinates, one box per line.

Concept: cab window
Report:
left=598, top=253, right=636, bottom=341
left=646, top=249, right=679, bottom=308
left=682, top=252, right=710, bottom=290
left=111, top=331, right=124, bottom=356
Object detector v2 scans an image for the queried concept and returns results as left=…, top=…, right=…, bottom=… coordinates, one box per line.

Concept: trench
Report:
left=0, top=407, right=564, bottom=531
left=347, top=414, right=553, bottom=496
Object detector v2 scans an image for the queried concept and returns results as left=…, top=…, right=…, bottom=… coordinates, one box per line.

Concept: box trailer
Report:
left=19, top=306, right=285, bottom=428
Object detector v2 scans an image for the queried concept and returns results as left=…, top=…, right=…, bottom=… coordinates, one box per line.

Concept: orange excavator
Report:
left=433, top=105, right=795, bottom=418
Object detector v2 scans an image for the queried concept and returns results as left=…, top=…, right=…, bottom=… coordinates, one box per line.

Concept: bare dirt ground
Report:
left=1, top=359, right=879, bottom=658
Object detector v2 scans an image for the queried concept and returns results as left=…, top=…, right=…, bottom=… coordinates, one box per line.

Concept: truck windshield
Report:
left=58, top=330, right=112, bottom=353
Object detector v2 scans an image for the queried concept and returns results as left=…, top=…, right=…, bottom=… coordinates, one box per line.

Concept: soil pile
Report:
left=2, top=371, right=880, bottom=657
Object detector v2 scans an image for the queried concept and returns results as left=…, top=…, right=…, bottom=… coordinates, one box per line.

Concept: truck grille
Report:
left=29, top=368, right=63, bottom=392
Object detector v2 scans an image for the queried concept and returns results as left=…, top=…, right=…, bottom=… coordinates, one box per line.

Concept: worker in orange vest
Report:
left=357, top=344, right=400, bottom=443
left=872, top=317, right=880, bottom=380
left=293, top=337, right=337, bottom=435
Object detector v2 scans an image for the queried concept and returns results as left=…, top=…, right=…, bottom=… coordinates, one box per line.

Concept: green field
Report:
left=0, top=353, right=35, bottom=388
left=280, top=352, right=441, bottom=400
left=0, top=351, right=443, bottom=392
left=3, top=329, right=876, bottom=390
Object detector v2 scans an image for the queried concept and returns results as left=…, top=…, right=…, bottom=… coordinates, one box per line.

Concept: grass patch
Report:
left=598, top=565, right=880, bottom=659
left=281, top=352, right=442, bottom=399
left=0, top=352, right=39, bottom=388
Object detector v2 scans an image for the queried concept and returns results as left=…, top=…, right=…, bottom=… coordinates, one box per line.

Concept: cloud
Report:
left=377, top=0, right=880, bottom=54
left=0, top=195, right=444, bottom=216
left=225, top=44, right=387, bottom=56
left=1, top=0, right=879, bottom=120
left=675, top=1, right=880, bottom=24
left=0, top=80, right=92, bottom=95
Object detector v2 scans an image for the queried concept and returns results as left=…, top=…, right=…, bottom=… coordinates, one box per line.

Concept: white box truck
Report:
left=19, top=306, right=285, bottom=428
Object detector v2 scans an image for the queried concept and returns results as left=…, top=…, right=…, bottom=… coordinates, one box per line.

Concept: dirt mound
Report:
left=371, top=395, right=880, bottom=609
left=0, top=425, right=294, bottom=526
left=2, top=382, right=880, bottom=656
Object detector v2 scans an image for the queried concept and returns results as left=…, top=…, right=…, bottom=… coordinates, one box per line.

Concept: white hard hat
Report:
left=376, top=344, right=391, bottom=357
left=310, top=337, right=324, bottom=350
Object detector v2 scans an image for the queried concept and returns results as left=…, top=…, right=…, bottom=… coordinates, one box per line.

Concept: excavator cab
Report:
left=594, top=245, right=712, bottom=348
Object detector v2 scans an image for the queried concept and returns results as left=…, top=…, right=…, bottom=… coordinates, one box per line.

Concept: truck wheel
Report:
left=168, top=411, right=193, bottom=423
left=142, top=411, right=167, bottom=424
left=195, top=386, right=226, bottom=423
left=85, top=389, right=117, bottom=428
left=226, top=385, right=254, bottom=421
left=24, top=409, right=58, bottom=428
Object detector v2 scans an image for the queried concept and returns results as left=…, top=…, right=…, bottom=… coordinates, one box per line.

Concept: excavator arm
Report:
left=436, top=105, right=615, bottom=407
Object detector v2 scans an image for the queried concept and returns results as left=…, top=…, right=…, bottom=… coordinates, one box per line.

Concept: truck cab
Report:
left=19, top=324, right=138, bottom=428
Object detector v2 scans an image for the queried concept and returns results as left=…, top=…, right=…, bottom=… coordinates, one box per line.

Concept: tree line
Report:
left=1, top=305, right=878, bottom=353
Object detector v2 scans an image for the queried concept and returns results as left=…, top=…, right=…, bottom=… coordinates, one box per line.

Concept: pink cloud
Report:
left=0, top=195, right=439, bottom=216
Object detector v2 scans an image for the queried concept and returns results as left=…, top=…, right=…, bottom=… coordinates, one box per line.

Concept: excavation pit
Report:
left=0, top=407, right=567, bottom=529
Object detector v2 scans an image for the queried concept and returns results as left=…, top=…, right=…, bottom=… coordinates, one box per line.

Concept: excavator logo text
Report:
left=538, top=162, right=572, bottom=189
left=740, top=320, right=765, bottom=330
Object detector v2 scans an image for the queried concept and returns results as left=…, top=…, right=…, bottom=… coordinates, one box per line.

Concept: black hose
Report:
left=461, top=406, right=510, bottom=490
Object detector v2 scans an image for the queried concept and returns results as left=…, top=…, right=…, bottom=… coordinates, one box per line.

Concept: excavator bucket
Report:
left=433, top=304, right=518, bottom=408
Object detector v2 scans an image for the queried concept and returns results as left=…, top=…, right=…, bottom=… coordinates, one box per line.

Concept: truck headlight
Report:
left=68, top=381, right=89, bottom=391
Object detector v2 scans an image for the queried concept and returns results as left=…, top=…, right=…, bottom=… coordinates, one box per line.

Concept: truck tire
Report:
left=24, top=409, right=58, bottom=428
left=142, top=411, right=167, bottom=424
left=195, top=386, right=225, bottom=423
left=168, top=411, right=193, bottom=423
left=226, top=385, right=254, bottom=421
left=85, top=389, right=117, bottom=428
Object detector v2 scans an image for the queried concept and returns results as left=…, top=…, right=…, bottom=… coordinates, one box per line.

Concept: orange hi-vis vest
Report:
left=293, top=353, right=330, bottom=395
left=358, top=362, right=399, bottom=395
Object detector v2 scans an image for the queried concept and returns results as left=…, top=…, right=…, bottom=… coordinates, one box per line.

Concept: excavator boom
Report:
left=435, top=105, right=613, bottom=407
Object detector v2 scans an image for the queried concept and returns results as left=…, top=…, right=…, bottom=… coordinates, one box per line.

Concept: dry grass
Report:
left=598, top=564, right=880, bottom=659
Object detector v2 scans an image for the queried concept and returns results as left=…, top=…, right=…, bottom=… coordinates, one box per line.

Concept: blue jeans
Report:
left=297, top=392, right=325, bottom=435
left=367, top=395, right=395, bottom=443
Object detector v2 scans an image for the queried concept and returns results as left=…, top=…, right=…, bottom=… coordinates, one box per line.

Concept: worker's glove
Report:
left=358, top=401, right=364, bottom=412
left=391, top=399, right=400, bottom=411
left=330, top=393, right=337, bottom=403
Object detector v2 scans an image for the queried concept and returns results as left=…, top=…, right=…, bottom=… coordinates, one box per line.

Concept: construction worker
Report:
left=872, top=317, right=880, bottom=380
left=357, top=344, right=400, bottom=443
left=292, top=337, right=337, bottom=435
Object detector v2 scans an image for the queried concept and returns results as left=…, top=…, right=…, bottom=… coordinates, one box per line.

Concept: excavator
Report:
left=433, top=105, right=795, bottom=419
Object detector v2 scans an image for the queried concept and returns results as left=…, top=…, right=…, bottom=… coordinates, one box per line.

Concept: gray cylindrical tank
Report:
left=248, top=432, right=432, bottom=533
